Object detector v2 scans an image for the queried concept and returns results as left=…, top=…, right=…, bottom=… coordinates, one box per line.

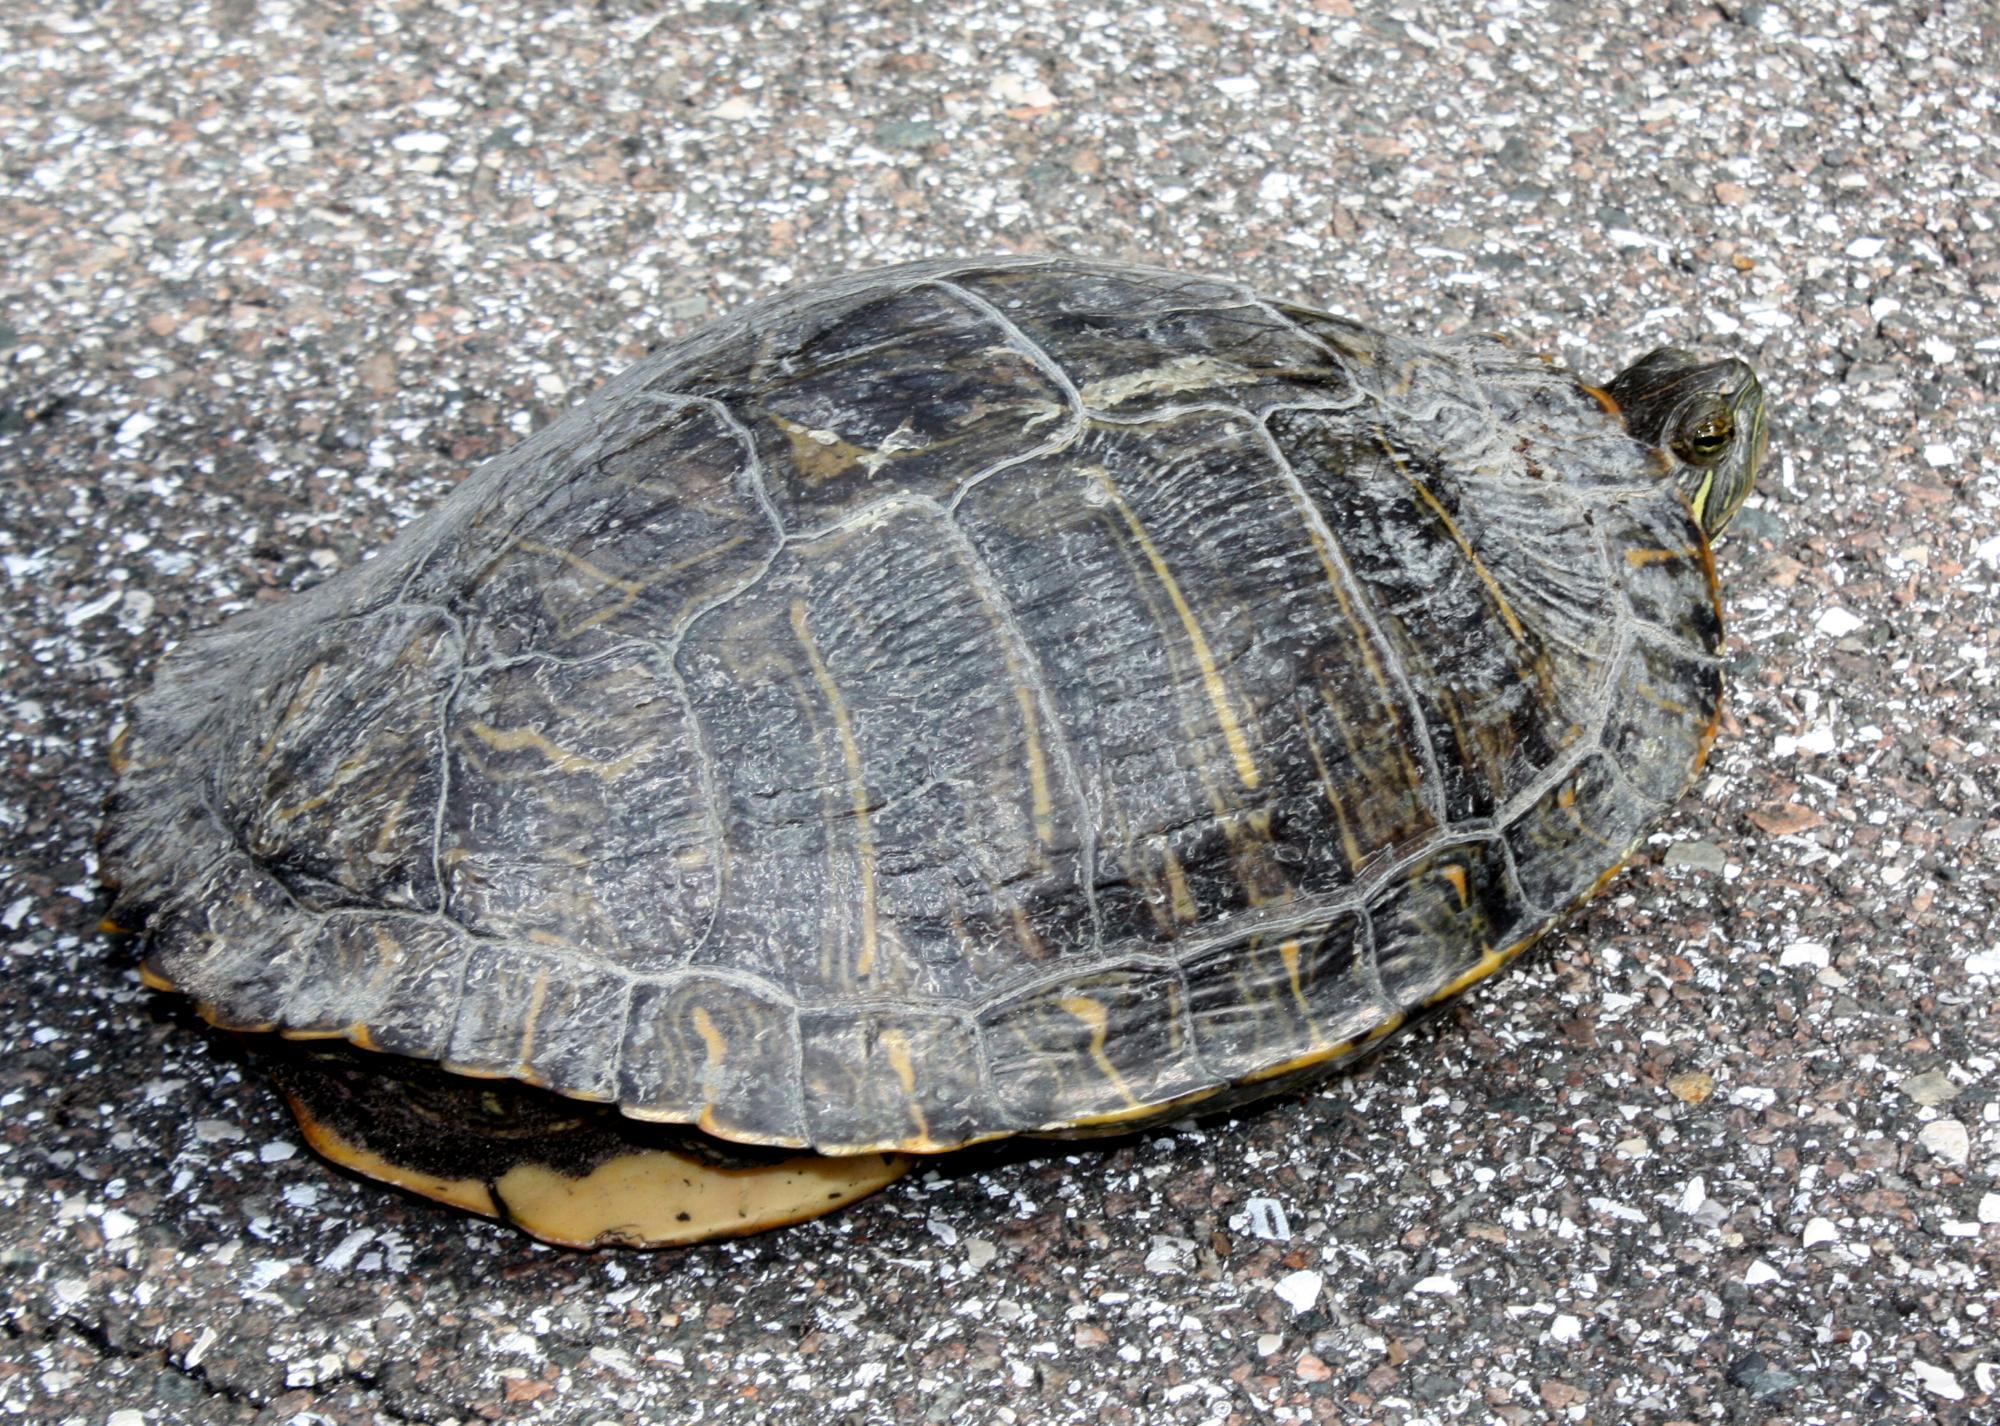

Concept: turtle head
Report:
left=1603, top=348, right=1767, bottom=540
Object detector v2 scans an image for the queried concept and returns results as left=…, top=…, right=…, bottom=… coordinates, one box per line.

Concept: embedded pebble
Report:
left=1918, top=1120, right=1972, bottom=1166
left=1900, top=1070, right=1961, bottom=1106
left=1912, top=1360, right=1965, bottom=1402
left=1273, top=1270, right=1323, bottom=1315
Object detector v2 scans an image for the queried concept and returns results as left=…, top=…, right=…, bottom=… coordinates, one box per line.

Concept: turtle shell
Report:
left=103, top=257, right=1724, bottom=1154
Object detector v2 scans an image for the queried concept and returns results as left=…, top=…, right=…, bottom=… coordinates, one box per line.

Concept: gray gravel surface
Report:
left=4, top=2, right=1998, bottom=1423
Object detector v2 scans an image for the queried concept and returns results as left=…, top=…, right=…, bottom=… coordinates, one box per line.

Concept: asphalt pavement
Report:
left=1, top=2, right=1995, bottom=1423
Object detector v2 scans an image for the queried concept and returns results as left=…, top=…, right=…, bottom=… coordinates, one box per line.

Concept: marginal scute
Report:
left=1503, top=755, right=1649, bottom=912
left=1370, top=840, right=1528, bottom=1007
left=1181, top=911, right=1380, bottom=1072
left=265, top=912, right=464, bottom=1046
left=797, top=1008, right=985, bottom=1150
left=618, top=975, right=804, bottom=1144
left=146, top=874, right=306, bottom=1031
left=445, top=949, right=632, bottom=1101
left=1600, top=635, right=1725, bottom=804
left=976, top=964, right=1204, bottom=1130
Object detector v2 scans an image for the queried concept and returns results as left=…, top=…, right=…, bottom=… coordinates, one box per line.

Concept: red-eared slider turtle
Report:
left=101, top=257, right=1767, bottom=1247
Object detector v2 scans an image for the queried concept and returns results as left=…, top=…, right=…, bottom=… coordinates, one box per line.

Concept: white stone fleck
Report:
left=185, top=1326, right=217, bottom=1368
left=286, top=1353, right=344, bottom=1389
left=194, top=1119, right=243, bottom=1143
left=1678, top=1177, right=1706, bottom=1214
left=989, top=73, right=1057, bottom=108
left=1979, top=1192, right=2000, bottom=1225
left=100, top=1208, right=138, bottom=1240
left=108, top=1412, right=147, bottom=1426
left=1780, top=941, right=1829, bottom=969
left=1607, top=227, right=1668, bottom=252
left=114, top=412, right=158, bottom=443
left=321, top=1228, right=375, bottom=1271
left=1845, top=236, right=1885, bottom=258
left=1411, top=1275, right=1460, bottom=1296
left=590, top=1346, right=639, bottom=1378
left=1242, top=1197, right=1291, bottom=1242
left=964, top=1237, right=997, bottom=1271
left=1256, top=1332, right=1284, bottom=1356
left=1921, top=336, right=1958, bottom=364
left=1258, top=171, right=1296, bottom=203
left=1144, top=1236, right=1195, bottom=1275
left=1816, top=607, right=1864, bottom=638
left=1965, top=949, right=2000, bottom=976
left=1745, top=1259, right=1782, bottom=1286
left=259, top=1140, right=297, bottom=1163
left=1, top=896, right=33, bottom=930
left=1801, top=1217, right=1838, bottom=1248
left=1911, top=1359, right=1964, bottom=1401
left=1549, top=1313, right=1582, bottom=1343
left=1918, top=1119, right=1971, bottom=1165
left=1211, top=76, right=1259, bottom=97
left=1589, top=1196, right=1647, bottom=1223
left=1273, top=1269, right=1323, bottom=1314
left=1923, top=442, right=1957, bottom=468
left=391, top=131, right=451, bottom=153
left=64, top=590, right=123, bottom=627
left=1773, top=726, right=1837, bottom=757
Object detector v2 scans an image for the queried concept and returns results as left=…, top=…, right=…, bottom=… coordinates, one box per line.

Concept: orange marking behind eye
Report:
left=1580, top=384, right=1621, bottom=419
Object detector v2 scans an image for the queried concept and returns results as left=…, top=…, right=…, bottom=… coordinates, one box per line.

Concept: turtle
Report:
left=100, top=256, right=1768, bottom=1248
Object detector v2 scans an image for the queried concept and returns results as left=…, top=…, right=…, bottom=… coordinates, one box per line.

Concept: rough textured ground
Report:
left=3, top=2, right=1996, bottom=1423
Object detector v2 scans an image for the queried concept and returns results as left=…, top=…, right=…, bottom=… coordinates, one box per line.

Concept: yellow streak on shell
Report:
left=464, top=722, right=656, bottom=782
left=788, top=598, right=881, bottom=979
left=1088, top=466, right=1260, bottom=790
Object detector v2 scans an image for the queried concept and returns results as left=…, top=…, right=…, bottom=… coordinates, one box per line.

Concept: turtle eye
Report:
left=1672, top=409, right=1734, bottom=466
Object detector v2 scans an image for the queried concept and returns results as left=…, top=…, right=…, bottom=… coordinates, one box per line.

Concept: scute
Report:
left=104, top=256, right=1727, bottom=1156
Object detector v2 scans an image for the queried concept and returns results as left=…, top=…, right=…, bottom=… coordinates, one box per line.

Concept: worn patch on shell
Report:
left=676, top=281, right=1072, bottom=532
